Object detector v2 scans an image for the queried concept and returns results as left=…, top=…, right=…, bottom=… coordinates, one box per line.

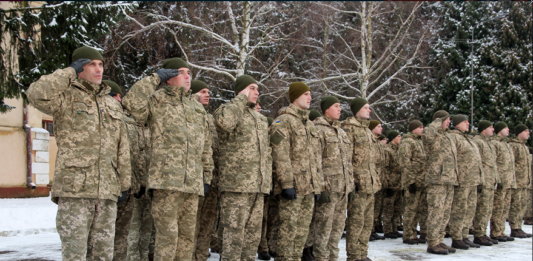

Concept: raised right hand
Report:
left=69, top=58, right=91, bottom=74
left=156, top=68, right=181, bottom=83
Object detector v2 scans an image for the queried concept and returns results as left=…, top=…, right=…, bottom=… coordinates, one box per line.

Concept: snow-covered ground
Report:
left=0, top=196, right=531, bottom=261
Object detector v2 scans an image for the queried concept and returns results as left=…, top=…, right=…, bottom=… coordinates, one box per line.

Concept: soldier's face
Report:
left=197, top=88, right=210, bottom=105
left=412, top=126, right=424, bottom=135
left=481, top=126, right=494, bottom=137
left=167, top=67, right=191, bottom=91
left=392, top=135, right=402, bottom=145
left=324, top=103, right=342, bottom=120
left=78, top=59, right=103, bottom=85
left=441, top=117, right=451, bottom=129
left=380, top=139, right=387, bottom=146
left=294, top=91, right=312, bottom=110
left=247, top=84, right=260, bottom=103
left=356, top=104, right=371, bottom=120
left=499, top=127, right=509, bottom=137
left=255, top=103, right=261, bottom=113
left=518, top=129, right=530, bottom=141
left=456, top=120, right=470, bottom=132
left=372, top=124, right=383, bottom=135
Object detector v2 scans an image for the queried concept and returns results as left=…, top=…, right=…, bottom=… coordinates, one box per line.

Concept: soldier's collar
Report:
left=76, top=78, right=106, bottom=95
left=355, top=117, right=370, bottom=127
left=289, top=104, right=309, bottom=120
left=247, top=102, right=256, bottom=109
left=323, top=115, right=340, bottom=127
left=162, top=85, right=189, bottom=97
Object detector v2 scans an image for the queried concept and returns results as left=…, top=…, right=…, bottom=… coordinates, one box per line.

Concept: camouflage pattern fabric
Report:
left=258, top=195, right=271, bottom=253
left=270, top=104, right=323, bottom=196
left=509, top=188, right=527, bottom=229
left=448, top=129, right=484, bottom=187
left=426, top=185, right=454, bottom=247
left=373, top=190, right=384, bottom=230
left=276, top=194, right=315, bottom=261
left=26, top=67, right=132, bottom=203
left=526, top=189, right=533, bottom=218
left=449, top=185, right=477, bottom=240
left=266, top=194, right=281, bottom=254
left=491, top=136, right=517, bottom=189
left=151, top=190, right=198, bottom=261
left=346, top=192, right=374, bottom=261
left=384, top=143, right=402, bottom=190
left=473, top=134, right=500, bottom=188
left=403, top=187, right=427, bottom=240
left=127, top=193, right=154, bottom=261
left=382, top=142, right=403, bottom=234
left=304, top=203, right=317, bottom=249
left=214, top=94, right=271, bottom=194
left=194, top=185, right=219, bottom=261
left=312, top=192, right=348, bottom=261
left=113, top=193, right=135, bottom=260
left=122, top=74, right=214, bottom=195
left=415, top=188, right=428, bottom=234
left=399, top=133, right=427, bottom=190
left=56, top=197, right=117, bottom=261
left=473, top=186, right=495, bottom=237
left=382, top=190, right=402, bottom=234
left=422, top=118, right=458, bottom=186
left=218, top=192, right=263, bottom=261
left=490, top=188, right=512, bottom=237
left=509, top=138, right=532, bottom=189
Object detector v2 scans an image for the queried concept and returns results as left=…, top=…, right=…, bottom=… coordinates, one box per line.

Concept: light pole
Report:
left=469, top=12, right=508, bottom=129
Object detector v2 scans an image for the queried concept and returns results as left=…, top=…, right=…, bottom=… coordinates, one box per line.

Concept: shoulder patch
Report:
left=270, top=130, right=285, bottom=145
left=275, top=120, right=281, bottom=125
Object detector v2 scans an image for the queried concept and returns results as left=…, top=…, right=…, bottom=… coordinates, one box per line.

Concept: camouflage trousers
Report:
left=304, top=203, right=317, bottom=248
left=449, top=185, right=477, bottom=240
left=490, top=188, right=512, bottom=237
left=152, top=190, right=198, bottom=261
left=218, top=192, right=263, bottom=261
left=113, top=193, right=135, bottom=261
left=472, top=186, right=495, bottom=237
left=426, top=185, right=454, bottom=248
left=346, top=192, right=374, bottom=261
left=373, top=190, right=383, bottom=230
left=526, top=189, right=532, bottom=218
left=126, top=193, right=154, bottom=261
left=382, top=190, right=402, bottom=234
left=276, top=193, right=315, bottom=261
left=266, top=194, right=281, bottom=254
left=56, top=197, right=117, bottom=261
left=194, top=185, right=218, bottom=261
left=402, top=187, right=427, bottom=240
left=509, top=188, right=527, bottom=229
left=258, top=195, right=270, bottom=253
left=312, top=192, right=348, bottom=261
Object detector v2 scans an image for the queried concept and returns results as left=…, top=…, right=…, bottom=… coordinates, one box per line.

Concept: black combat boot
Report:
left=439, top=243, right=456, bottom=253
left=511, top=229, right=528, bottom=238
left=473, top=236, right=493, bottom=246
left=451, top=239, right=470, bottom=250
left=482, top=235, right=498, bottom=244
left=402, top=238, right=419, bottom=245
left=427, top=244, right=449, bottom=255
left=384, top=232, right=398, bottom=239
left=258, top=251, right=271, bottom=260
left=463, top=238, right=481, bottom=248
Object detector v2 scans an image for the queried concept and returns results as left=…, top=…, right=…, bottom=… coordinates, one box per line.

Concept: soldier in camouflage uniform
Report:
left=508, top=124, right=532, bottom=238
left=214, top=75, right=271, bottom=261
left=471, top=120, right=500, bottom=246
left=399, top=120, right=427, bottom=245
left=447, top=115, right=484, bottom=250
left=489, top=122, right=517, bottom=242
left=270, top=82, right=323, bottom=261
left=257, top=117, right=275, bottom=261
left=422, top=110, right=458, bottom=255
left=382, top=130, right=403, bottom=239
left=308, top=96, right=354, bottom=261
left=525, top=148, right=533, bottom=225
left=342, top=98, right=381, bottom=261
left=187, top=80, right=221, bottom=261
left=26, top=46, right=132, bottom=261
left=369, top=120, right=386, bottom=239
left=122, top=58, right=214, bottom=261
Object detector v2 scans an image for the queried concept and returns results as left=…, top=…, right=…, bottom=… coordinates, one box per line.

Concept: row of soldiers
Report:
left=25, top=46, right=531, bottom=261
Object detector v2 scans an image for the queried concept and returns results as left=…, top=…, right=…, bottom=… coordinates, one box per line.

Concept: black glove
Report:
left=385, top=189, right=394, bottom=198
left=204, top=184, right=210, bottom=195
left=408, top=184, right=417, bottom=194
left=314, top=194, right=321, bottom=201
left=69, top=58, right=91, bottom=74
left=497, top=183, right=503, bottom=190
left=281, top=188, right=297, bottom=200
left=477, top=184, right=482, bottom=193
left=117, top=191, right=128, bottom=204
left=134, top=186, right=146, bottom=199
left=156, top=68, right=181, bottom=83
left=319, top=190, right=331, bottom=203
left=348, top=189, right=357, bottom=203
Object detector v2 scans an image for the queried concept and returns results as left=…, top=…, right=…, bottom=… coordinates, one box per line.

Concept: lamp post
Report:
left=470, top=12, right=508, bottom=129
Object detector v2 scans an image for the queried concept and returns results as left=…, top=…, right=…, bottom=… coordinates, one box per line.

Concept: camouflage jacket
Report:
left=122, top=74, right=213, bottom=195
left=341, top=117, right=382, bottom=194
left=124, top=115, right=151, bottom=193
left=374, top=137, right=387, bottom=188
left=206, top=113, right=220, bottom=188
left=384, top=143, right=402, bottom=190
left=270, top=104, right=322, bottom=196
left=422, top=118, right=458, bottom=186
left=26, top=68, right=131, bottom=203
left=473, top=134, right=500, bottom=189
left=508, top=138, right=532, bottom=189
left=314, top=116, right=354, bottom=194
left=491, top=136, right=517, bottom=189
left=214, top=94, right=271, bottom=194
left=399, top=133, right=426, bottom=189
left=448, top=129, right=484, bottom=187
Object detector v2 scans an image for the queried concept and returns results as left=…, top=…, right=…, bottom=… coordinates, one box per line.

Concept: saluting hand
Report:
left=238, top=86, right=251, bottom=97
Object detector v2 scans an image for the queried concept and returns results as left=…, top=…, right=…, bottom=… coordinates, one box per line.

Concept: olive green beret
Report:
left=432, top=110, right=450, bottom=120
left=494, top=122, right=508, bottom=134
left=289, top=82, right=311, bottom=103
left=408, top=120, right=423, bottom=132
left=515, top=124, right=529, bottom=136
left=378, top=134, right=387, bottom=141
left=162, top=58, right=189, bottom=70
left=369, top=120, right=380, bottom=131
left=234, top=75, right=258, bottom=95
left=477, top=120, right=492, bottom=133
left=320, top=96, right=340, bottom=113
left=103, top=80, right=122, bottom=95
left=453, top=114, right=468, bottom=127
left=72, top=46, right=104, bottom=63
left=387, top=130, right=400, bottom=141
left=350, top=98, right=368, bottom=116
left=190, top=80, right=208, bottom=94
left=267, top=117, right=274, bottom=127
left=309, top=109, right=321, bottom=121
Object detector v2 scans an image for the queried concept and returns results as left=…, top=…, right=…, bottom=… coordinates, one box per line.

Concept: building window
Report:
left=42, top=120, right=54, bottom=136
